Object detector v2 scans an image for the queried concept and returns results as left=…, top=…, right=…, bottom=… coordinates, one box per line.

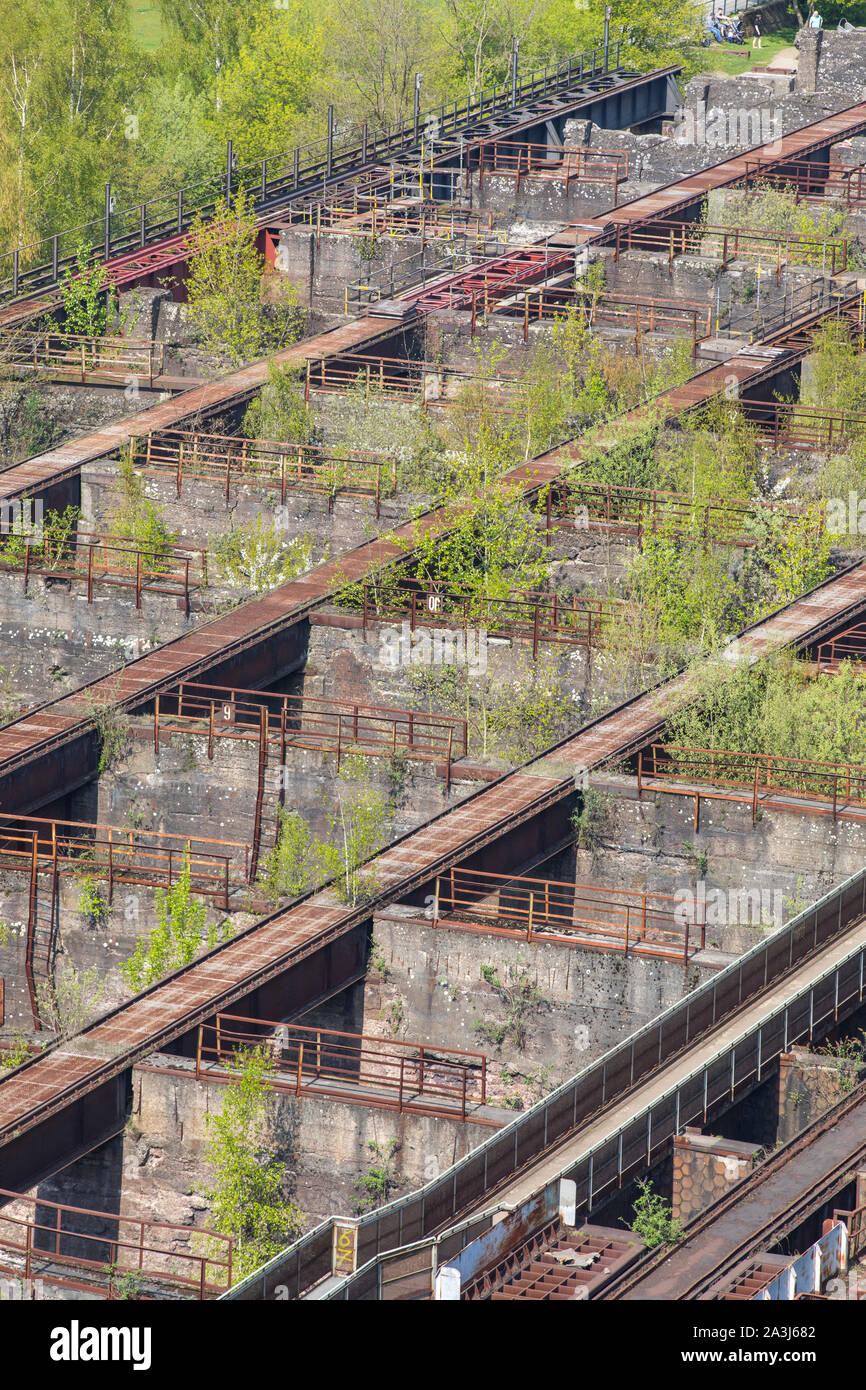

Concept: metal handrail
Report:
left=0, top=45, right=622, bottom=303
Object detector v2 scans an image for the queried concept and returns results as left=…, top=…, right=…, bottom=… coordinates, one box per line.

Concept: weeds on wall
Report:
left=243, top=360, right=316, bottom=446
left=77, top=874, right=109, bottom=927
left=84, top=694, right=130, bottom=774
left=352, top=1139, right=400, bottom=1214
left=213, top=516, right=314, bottom=592
left=474, top=962, right=549, bottom=1051
left=36, top=963, right=107, bottom=1040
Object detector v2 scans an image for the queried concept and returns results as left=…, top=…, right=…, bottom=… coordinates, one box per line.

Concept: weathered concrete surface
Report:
left=81, top=455, right=422, bottom=556
left=0, top=573, right=206, bottom=706
left=121, top=1059, right=501, bottom=1229
left=365, top=907, right=719, bottom=1101
left=567, top=775, right=866, bottom=955
left=777, top=1045, right=865, bottom=1144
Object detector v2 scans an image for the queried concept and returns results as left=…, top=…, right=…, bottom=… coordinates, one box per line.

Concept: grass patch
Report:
left=699, top=24, right=797, bottom=76
left=128, top=0, right=165, bottom=51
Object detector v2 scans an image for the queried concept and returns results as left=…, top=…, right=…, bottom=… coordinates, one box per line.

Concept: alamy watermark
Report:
left=675, top=104, right=783, bottom=156
left=825, top=491, right=866, bottom=536
left=377, top=622, right=488, bottom=675
left=674, top=881, right=785, bottom=930
left=0, top=498, right=43, bottom=544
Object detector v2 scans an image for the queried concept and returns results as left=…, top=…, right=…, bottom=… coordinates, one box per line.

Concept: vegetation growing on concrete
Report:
left=36, top=962, right=107, bottom=1039
left=243, top=360, right=316, bottom=445
left=213, top=516, right=315, bottom=592
left=258, top=757, right=395, bottom=907
left=706, top=185, right=857, bottom=268
left=59, top=243, right=114, bottom=338
left=77, top=874, right=109, bottom=928
left=200, top=1045, right=304, bottom=1279
left=667, top=654, right=866, bottom=767
left=121, top=857, right=235, bottom=992
left=110, top=449, right=177, bottom=563
left=84, top=694, right=131, bottom=774
left=474, top=961, right=549, bottom=1050
left=185, top=191, right=305, bottom=365
left=258, top=808, right=320, bottom=901
left=352, top=1138, right=400, bottom=1215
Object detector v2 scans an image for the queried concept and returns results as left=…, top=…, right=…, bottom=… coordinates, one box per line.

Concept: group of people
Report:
left=705, top=8, right=827, bottom=49
left=705, top=12, right=747, bottom=44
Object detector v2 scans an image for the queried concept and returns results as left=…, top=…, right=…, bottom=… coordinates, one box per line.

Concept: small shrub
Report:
left=77, top=874, right=109, bottom=927
left=624, top=1178, right=684, bottom=1248
left=352, top=1140, right=400, bottom=1214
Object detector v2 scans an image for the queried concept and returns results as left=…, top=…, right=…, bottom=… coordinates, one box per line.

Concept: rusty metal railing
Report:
left=432, top=864, right=701, bottom=962
left=184, top=1012, right=488, bottom=1122
left=611, top=219, right=849, bottom=277
left=348, top=578, right=621, bottom=657
left=0, top=528, right=207, bottom=611
left=738, top=158, right=866, bottom=209
left=638, top=745, right=866, bottom=829
left=550, top=479, right=811, bottom=548
left=0, top=813, right=253, bottom=908
left=817, top=624, right=866, bottom=673
left=155, top=682, right=467, bottom=778
left=740, top=400, right=866, bottom=453
left=131, top=430, right=397, bottom=513
left=0, top=329, right=167, bottom=385
left=478, top=142, right=628, bottom=196
left=834, top=1202, right=866, bottom=1261
left=486, top=284, right=713, bottom=349
left=0, top=1187, right=232, bottom=1297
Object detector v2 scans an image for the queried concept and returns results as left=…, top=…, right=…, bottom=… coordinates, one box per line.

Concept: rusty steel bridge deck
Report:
left=4, top=93, right=866, bottom=509
left=1, top=558, right=865, bottom=1159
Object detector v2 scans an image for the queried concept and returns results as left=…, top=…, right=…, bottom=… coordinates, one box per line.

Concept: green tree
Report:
left=0, top=0, right=144, bottom=246
left=109, top=449, right=177, bottom=562
left=200, top=1045, right=304, bottom=1279
left=59, top=243, right=112, bottom=337
left=211, top=3, right=326, bottom=161
left=121, top=857, right=232, bottom=992
left=157, top=0, right=271, bottom=99
left=318, top=755, right=392, bottom=906
left=243, top=360, right=315, bottom=445
left=185, top=188, right=304, bottom=364
left=258, top=808, right=319, bottom=900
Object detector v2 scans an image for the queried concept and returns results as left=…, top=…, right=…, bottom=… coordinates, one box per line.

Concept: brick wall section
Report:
left=671, top=1129, right=762, bottom=1227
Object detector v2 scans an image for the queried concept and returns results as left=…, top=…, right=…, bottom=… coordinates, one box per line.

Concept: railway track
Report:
left=604, top=1078, right=866, bottom=1300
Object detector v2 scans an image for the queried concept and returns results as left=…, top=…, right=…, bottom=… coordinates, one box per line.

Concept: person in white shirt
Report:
left=808, top=10, right=823, bottom=29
